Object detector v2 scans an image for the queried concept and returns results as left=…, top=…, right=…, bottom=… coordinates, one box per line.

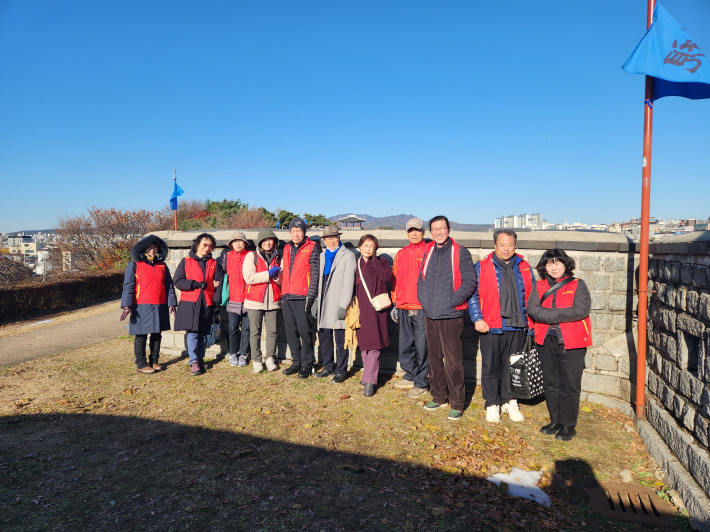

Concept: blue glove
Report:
left=268, top=266, right=281, bottom=278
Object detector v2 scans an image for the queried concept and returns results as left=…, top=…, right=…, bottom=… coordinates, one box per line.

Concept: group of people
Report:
left=121, top=217, right=592, bottom=441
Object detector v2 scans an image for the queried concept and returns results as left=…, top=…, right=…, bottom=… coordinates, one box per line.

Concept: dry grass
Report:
left=0, top=338, right=690, bottom=531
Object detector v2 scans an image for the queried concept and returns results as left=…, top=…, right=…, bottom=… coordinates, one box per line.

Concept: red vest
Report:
left=282, top=238, right=315, bottom=297
left=420, top=238, right=467, bottom=311
left=245, top=251, right=282, bottom=303
left=533, top=278, right=593, bottom=349
left=179, top=257, right=216, bottom=307
left=226, top=249, right=249, bottom=303
left=134, top=261, right=167, bottom=305
left=478, top=253, right=533, bottom=328
left=392, top=241, right=427, bottom=310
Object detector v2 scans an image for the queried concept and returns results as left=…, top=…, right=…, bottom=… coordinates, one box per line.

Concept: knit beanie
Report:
left=288, top=217, right=307, bottom=234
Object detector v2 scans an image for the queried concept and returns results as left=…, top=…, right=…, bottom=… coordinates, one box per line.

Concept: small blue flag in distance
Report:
left=276, top=221, right=280, bottom=228
left=623, top=3, right=710, bottom=101
left=170, top=180, right=184, bottom=211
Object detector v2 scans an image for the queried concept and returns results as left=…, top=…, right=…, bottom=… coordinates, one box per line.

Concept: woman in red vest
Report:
left=121, top=235, right=177, bottom=374
left=173, top=233, right=224, bottom=376
left=219, top=231, right=251, bottom=368
left=527, top=248, right=592, bottom=442
left=243, top=229, right=282, bottom=374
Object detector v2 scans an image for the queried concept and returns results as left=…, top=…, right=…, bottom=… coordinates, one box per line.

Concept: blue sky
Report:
left=1, top=0, right=708, bottom=232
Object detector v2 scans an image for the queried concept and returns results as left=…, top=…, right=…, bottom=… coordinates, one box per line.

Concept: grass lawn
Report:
left=0, top=337, right=690, bottom=531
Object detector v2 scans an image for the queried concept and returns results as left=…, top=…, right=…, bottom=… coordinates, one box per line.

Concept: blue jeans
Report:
left=227, top=312, right=250, bottom=355
left=186, top=331, right=207, bottom=364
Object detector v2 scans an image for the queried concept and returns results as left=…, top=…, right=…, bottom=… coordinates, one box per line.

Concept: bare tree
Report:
left=0, top=256, right=33, bottom=285
left=55, top=207, right=172, bottom=271
left=218, top=206, right=275, bottom=229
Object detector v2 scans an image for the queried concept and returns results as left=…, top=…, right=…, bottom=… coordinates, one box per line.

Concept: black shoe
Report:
left=283, top=365, right=301, bottom=376
left=540, top=422, right=563, bottom=436
left=315, top=368, right=334, bottom=378
left=363, top=383, right=376, bottom=397
left=298, top=367, right=311, bottom=379
left=359, top=380, right=364, bottom=386
left=555, top=426, right=576, bottom=441
left=332, top=373, right=347, bottom=384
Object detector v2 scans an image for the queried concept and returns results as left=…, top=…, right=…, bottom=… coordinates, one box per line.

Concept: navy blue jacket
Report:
left=468, top=254, right=535, bottom=335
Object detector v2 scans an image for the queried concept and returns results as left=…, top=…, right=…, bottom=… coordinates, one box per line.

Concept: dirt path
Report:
left=0, top=305, right=126, bottom=367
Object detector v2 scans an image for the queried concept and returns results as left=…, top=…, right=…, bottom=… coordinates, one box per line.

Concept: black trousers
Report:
left=479, top=329, right=526, bottom=408
left=397, top=309, right=429, bottom=389
left=425, top=317, right=465, bottom=412
left=227, top=311, right=251, bottom=355
left=537, top=334, right=586, bottom=427
left=282, top=298, right=315, bottom=369
left=319, top=328, right=348, bottom=375
left=134, top=333, right=162, bottom=368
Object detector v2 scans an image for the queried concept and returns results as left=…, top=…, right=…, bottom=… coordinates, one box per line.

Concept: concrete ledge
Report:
left=636, top=415, right=710, bottom=531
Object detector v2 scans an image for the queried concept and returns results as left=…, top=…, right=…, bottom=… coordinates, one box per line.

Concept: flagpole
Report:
left=636, top=0, right=656, bottom=420
left=173, top=168, right=178, bottom=231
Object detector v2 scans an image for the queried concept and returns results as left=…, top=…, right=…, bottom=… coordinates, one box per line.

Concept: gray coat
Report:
left=315, top=245, right=356, bottom=330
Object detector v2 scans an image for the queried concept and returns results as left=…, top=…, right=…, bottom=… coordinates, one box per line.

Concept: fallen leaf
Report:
left=340, top=395, right=350, bottom=400
left=441, top=466, right=460, bottom=475
left=581, top=406, right=592, bottom=412
left=291, top=504, right=302, bottom=509
left=264, top=411, right=272, bottom=415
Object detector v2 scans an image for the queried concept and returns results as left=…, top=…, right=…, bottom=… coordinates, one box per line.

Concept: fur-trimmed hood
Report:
left=131, top=235, right=169, bottom=263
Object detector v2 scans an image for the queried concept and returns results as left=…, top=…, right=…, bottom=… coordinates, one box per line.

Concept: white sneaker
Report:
left=265, top=357, right=278, bottom=371
left=229, top=354, right=239, bottom=367
left=253, top=361, right=264, bottom=374
left=486, top=405, right=501, bottom=423
left=502, top=400, right=525, bottom=422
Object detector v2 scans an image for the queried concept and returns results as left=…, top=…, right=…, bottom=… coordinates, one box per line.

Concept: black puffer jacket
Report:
left=417, top=239, right=477, bottom=320
left=173, top=249, right=224, bottom=334
left=281, top=237, right=321, bottom=300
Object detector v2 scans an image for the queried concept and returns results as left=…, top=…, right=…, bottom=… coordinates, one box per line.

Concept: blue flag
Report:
left=623, top=3, right=710, bottom=102
left=170, top=180, right=184, bottom=211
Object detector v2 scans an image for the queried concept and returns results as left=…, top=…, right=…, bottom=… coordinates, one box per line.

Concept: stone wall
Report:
left=644, top=232, right=710, bottom=512
left=153, top=229, right=639, bottom=411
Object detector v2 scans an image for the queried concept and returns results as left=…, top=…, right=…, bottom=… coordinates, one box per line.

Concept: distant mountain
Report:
left=329, top=214, right=493, bottom=232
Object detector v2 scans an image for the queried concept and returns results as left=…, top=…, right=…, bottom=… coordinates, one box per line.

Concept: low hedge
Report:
left=0, top=272, right=124, bottom=323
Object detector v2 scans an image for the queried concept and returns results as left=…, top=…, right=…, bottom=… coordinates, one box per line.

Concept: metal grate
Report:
left=586, top=482, right=678, bottom=527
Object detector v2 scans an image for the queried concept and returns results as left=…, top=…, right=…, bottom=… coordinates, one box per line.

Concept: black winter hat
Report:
left=288, top=217, right=307, bottom=234
left=131, top=235, right=168, bottom=262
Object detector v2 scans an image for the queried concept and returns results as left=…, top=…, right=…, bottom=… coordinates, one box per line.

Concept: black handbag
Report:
left=509, top=336, right=544, bottom=400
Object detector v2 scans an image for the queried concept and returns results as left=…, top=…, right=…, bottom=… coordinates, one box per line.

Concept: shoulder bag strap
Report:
left=539, top=276, right=576, bottom=305
left=357, top=258, right=375, bottom=305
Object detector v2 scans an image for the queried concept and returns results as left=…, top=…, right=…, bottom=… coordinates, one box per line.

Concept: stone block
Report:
left=665, top=285, right=678, bottom=307
left=671, top=364, right=680, bottom=389
left=687, top=444, right=710, bottom=498
left=660, top=307, right=677, bottom=333
left=687, top=290, right=700, bottom=314
left=649, top=258, right=657, bottom=278
left=695, top=414, right=710, bottom=448
left=591, top=331, right=607, bottom=346
left=648, top=371, right=658, bottom=393
left=690, top=377, right=705, bottom=405
left=676, top=287, right=688, bottom=312
left=596, top=353, right=619, bottom=372
left=608, top=294, right=628, bottom=312
left=592, top=274, right=611, bottom=291
left=603, top=256, right=625, bottom=272
left=682, top=403, right=696, bottom=431
left=611, top=314, right=629, bottom=331
left=679, top=371, right=694, bottom=400
left=693, top=265, right=708, bottom=289
left=671, top=262, right=681, bottom=285
left=580, top=255, right=601, bottom=271
left=678, top=313, right=706, bottom=338
left=657, top=282, right=667, bottom=304
left=681, top=264, right=693, bottom=285
left=620, top=356, right=630, bottom=377
left=581, top=372, right=627, bottom=399
left=594, top=312, right=611, bottom=330
left=699, top=292, right=710, bottom=322
left=584, top=351, right=593, bottom=369
left=661, top=333, right=677, bottom=361
left=590, top=293, right=607, bottom=310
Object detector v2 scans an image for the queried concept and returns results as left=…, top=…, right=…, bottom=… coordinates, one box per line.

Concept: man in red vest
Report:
left=391, top=217, right=429, bottom=399
left=468, top=230, right=535, bottom=423
left=219, top=231, right=251, bottom=368
left=281, top=217, right=321, bottom=379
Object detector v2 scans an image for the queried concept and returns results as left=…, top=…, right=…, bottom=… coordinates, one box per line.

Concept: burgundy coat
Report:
left=355, top=256, right=392, bottom=351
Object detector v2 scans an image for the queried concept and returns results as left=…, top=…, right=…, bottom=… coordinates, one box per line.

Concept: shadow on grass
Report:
left=0, top=413, right=681, bottom=532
